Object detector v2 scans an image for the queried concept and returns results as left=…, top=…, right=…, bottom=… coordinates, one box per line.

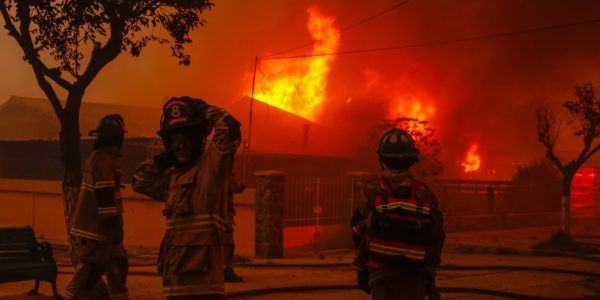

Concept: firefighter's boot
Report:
left=224, top=266, right=243, bottom=282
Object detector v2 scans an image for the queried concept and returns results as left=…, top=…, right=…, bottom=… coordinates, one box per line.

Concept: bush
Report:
left=512, top=158, right=562, bottom=211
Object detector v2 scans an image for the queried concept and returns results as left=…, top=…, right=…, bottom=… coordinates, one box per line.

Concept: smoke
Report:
left=316, top=0, right=600, bottom=179
left=1, top=0, right=599, bottom=179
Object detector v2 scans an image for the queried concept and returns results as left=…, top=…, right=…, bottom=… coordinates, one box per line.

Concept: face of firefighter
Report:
left=169, top=132, right=193, bottom=164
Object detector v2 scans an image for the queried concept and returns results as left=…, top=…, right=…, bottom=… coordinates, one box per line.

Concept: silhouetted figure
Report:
left=64, top=115, right=129, bottom=300
left=351, top=129, right=445, bottom=300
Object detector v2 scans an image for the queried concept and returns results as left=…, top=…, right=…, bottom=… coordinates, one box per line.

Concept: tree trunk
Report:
left=59, top=106, right=82, bottom=263
left=561, top=172, right=574, bottom=236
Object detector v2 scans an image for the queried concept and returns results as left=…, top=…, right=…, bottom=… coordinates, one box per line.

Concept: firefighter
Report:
left=64, top=114, right=129, bottom=300
left=131, top=96, right=241, bottom=300
left=351, top=128, right=445, bottom=300
left=224, top=173, right=245, bottom=282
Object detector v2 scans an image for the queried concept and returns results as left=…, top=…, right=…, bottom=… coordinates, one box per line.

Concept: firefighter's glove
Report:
left=182, top=96, right=209, bottom=118
left=183, top=96, right=212, bottom=134
left=357, top=270, right=371, bottom=295
left=153, top=150, right=176, bottom=173
left=100, top=217, right=117, bottom=231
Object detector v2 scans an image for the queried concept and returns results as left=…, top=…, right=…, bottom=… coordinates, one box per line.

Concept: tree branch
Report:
left=583, top=143, right=600, bottom=162
left=33, top=68, right=67, bottom=123
left=1, top=1, right=74, bottom=92
left=576, top=134, right=592, bottom=165
left=77, top=0, right=123, bottom=89
left=545, top=146, right=566, bottom=174
left=0, top=1, right=64, bottom=120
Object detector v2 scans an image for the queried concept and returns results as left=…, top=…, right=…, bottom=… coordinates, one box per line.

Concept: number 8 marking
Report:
left=171, top=105, right=181, bottom=118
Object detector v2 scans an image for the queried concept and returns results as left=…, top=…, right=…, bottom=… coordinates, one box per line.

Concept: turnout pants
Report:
left=222, top=223, right=235, bottom=267
left=370, top=267, right=427, bottom=300
left=64, top=239, right=129, bottom=300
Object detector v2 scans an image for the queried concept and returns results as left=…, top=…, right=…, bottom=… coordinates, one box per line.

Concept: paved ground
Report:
left=1, top=219, right=600, bottom=299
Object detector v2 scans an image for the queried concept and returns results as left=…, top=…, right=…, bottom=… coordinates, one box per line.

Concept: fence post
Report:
left=347, top=171, right=374, bottom=212
left=255, top=170, right=285, bottom=258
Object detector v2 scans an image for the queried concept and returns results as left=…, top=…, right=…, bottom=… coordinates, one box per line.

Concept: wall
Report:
left=0, top=179, right=257, bottom=257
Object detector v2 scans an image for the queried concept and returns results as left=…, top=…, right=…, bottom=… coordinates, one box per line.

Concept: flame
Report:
left=461, top=143, right=481, bottom=172
left=389, top=97, right=436, bottom=121
left=389, top=97, right=436, bottom=133
left=253, top=7, right=339, bottom=121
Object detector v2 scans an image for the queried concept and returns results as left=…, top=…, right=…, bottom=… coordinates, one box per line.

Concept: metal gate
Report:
left=284, top=176, right=354, bottom=227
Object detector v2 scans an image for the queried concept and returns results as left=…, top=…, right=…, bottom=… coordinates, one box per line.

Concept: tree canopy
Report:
left=0, top=0, right=212, bottom=119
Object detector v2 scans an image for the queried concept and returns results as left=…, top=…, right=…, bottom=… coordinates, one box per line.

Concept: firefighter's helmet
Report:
left=157, top=96, right=209, bottom=137
left=377, top=128, right=420, bottom=158
left=89, top=114, right=127, bottom=137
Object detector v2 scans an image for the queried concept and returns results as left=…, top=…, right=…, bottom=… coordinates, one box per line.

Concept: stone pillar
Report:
left=348, top=171, right=375, bottom=210
left=254, top=170, right=285, bottom=258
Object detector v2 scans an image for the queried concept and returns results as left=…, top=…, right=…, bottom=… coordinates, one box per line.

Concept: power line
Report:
left=263, top=0, right=411, bottom=58
left=261, top=16, right=600, bottom=61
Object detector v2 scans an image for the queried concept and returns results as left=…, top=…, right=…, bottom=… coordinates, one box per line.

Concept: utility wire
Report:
left=262, top=16, right=600, bottom=61
left=263, top=0, right=411, bottom=58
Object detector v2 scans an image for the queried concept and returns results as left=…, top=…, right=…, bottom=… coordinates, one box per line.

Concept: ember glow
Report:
left=253, top=7, right=339, bottom=121
left=461, top=143, right=481, bottom=172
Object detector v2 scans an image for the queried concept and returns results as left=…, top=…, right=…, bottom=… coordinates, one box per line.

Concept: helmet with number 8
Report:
left=157, top=96, right=209, bottom=138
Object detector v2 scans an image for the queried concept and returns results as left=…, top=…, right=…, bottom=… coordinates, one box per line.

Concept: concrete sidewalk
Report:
left=1, top=220, right=599, bottom=299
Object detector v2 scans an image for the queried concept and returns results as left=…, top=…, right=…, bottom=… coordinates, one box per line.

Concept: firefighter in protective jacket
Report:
left=351, top=128, right=445, bottom=300
left=64, top=114, right=129, bottom=300
left=132, top=96, right=241, bottom=300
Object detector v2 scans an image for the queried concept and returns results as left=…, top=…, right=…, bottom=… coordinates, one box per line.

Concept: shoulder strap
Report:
left=412, top=180, right=425, bottom=225
left=379, top=178, right=393, bottom=212
left=380, top=177, right=394, bottom=195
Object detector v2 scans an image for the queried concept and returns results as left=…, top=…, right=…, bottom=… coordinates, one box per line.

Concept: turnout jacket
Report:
left=352, top=170, right=445, bottom=273
left=132, top=105, right=241, bottom=297
left=71, top=149, right=123, bottom=243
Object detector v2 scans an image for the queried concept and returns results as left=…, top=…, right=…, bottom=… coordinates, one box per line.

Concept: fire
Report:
left=461, top=143, right=481, bottom=172
left=389, top=98, right=436, bottom=122
left=253, top=7, right=339, bottom=121
left=389, top=97, right=436, bottom=133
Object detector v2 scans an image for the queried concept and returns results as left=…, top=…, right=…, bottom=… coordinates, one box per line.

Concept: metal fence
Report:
left=283, top=176, right=354, bottom=227
left=433, top=180, right=561, bottom=216
left=282, top=175, right=586, bottom=227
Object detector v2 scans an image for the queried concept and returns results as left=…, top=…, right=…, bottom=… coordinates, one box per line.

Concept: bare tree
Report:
left=0, top=0, right=212, bottom=248
left=537, top=83, right=600, bottom=235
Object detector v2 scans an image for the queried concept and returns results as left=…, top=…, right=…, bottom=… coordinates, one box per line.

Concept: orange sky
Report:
left=1, top=0, right=600, bottom=178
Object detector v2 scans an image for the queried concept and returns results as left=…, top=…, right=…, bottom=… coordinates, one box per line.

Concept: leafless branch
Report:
left=537, top=107, right=565, bottom=173
left=0, top=1, right=65, bottom=120
left=537, top=107, right=561, bottom=148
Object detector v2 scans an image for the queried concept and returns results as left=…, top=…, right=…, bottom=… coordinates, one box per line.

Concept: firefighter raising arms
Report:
left=132, top=97, right=241, bottom=300
left=351, top=129, right=446, bottom=300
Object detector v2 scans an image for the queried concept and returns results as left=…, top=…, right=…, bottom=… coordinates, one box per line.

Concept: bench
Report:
left=0, top=226, right=61, bottom=299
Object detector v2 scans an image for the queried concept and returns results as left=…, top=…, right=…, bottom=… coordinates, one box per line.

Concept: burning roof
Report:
left=227, top=96, right=350, bottom=156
